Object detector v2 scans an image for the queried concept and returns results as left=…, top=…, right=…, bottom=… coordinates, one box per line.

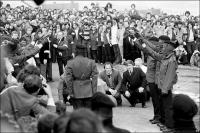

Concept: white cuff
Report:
left=47, top=98, right=55, bottom=106
left=133, top=38, right=137, bottom=42
left=142, top=43, right=146, bottom=48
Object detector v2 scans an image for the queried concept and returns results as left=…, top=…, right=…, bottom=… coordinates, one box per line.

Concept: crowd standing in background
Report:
left=0, top=1, right=199, bottom=133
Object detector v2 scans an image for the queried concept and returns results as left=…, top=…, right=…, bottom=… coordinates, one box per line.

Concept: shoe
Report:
left=157, top=123, right=165, bottom=128
left=151, top=119, right=160, bottom=124
left=162, top=128, right=174, bottom=133
left=149, top=118, right=154, bottom=122
left=160, top=126, right=167, bottom=131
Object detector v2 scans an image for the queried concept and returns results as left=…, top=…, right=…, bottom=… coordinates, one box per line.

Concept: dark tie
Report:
left=129, top=70, right=132, bottom=76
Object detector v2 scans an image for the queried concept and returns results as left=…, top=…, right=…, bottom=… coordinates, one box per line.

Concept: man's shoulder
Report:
left=133, top=67, right=143, bottom=73
left=99, top=70, right=106, bottom=75
left=69, top=56, right=94, bottom=64
left=1, top=85, right=19, bottom=95
left=113, top=69, right=121, bottom=75
left=123, top=70, right=129, bottom=75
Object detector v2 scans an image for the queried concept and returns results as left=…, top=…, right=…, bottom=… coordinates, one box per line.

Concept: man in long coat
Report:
left=63, top=44, right=98, bottom=109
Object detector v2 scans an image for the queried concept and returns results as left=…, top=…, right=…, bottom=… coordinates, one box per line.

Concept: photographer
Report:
left=0, top=74, right=55, bottom=119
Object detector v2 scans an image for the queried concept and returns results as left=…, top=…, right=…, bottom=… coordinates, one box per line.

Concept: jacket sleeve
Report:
left=10, top=46, right=40, bottom=64
left=142, top=39, right=158, bottom=51
left=115, top=71, right=122, bottom=91
left=139, top=68, right=147, bottom=88
left=162, top=60, right=178, bottom=93
left=134, top=39, right=163, bottom=61
left=121, top=72, right=128, bottom=92
left=31, top=101, right=55, bottom=115
left=91, top=60, right=98, bottom=93
left=144, top=45, right=163, bottom=61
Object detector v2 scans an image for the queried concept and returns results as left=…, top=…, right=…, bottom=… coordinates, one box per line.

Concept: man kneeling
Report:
left=99, top=62, right=122, bottom=106
left=121, top=60, right=147, bottom=108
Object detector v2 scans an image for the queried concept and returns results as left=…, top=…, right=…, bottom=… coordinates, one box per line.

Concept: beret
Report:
left=159, top=35, right=170, bottom=42
left=125, top=60, right=134, bottom=66
left=166, top=40, right=179, bottom=48
left=149, top=36, right=159, bottom=42
left=91, top=92, right=116, bottom=109
left=173, top=94, right=198, bottom=119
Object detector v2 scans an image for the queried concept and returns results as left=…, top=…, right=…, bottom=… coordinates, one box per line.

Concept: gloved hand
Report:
left=53, top=44, right=58, bottom=48
left=125, top=90, right=131, bottom=97
left=138, top=87, right=144, bottom=93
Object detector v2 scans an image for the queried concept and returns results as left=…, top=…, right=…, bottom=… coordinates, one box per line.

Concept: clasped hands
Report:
left=125, top=87, right=144, bottom=98
left=109, top=88, right=117, bottom=96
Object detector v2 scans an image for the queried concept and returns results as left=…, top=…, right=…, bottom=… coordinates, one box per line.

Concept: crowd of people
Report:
left=0, top=1, right=199, bottom=133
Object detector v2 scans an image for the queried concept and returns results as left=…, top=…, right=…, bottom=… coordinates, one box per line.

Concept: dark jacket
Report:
left=39, top=36, right=55, bottom=63
left=54, top=37, right=69, bottom=59
left=121, top=67, right=146, bottom=93
left=146, top=56, right=157, bottom=83
left=123, top=36, right=141, bottom=62
left=64, top=55, right=98, bottom=98
left=90, top=31, right=98, bottom=50
left=99, top=69, right=122, bottom=91
left=64, top=35, right=76, bottom=57
left=71, top=28, right=82, bottom=46
left=144, top=43, right=178, bottom=93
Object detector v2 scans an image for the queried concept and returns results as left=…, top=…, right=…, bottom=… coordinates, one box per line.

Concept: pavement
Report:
left=48, top=63, right=200, bottom=132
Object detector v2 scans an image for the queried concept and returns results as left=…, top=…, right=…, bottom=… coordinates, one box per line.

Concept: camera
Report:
left=38, top=84, right=47, bottom=95
left=127, top=27, right=142, bottom=39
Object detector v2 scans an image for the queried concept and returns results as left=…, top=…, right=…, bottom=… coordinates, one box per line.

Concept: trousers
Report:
left=149, top=83, right=161, bottom=120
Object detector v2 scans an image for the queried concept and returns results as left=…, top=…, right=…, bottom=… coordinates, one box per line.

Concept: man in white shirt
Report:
left=186, top=22, right=196, bottom=64
left=134, top=58, right=147, bottom=74
left=111, top=18, right=122, bottom=64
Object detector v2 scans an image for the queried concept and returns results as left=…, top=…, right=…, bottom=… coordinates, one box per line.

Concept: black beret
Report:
left=91, top=92, right=116, bottom=109
left=173, top=94, right=198, bottom=120
left=166, top=40, right=179, bottom=48
left=159, top=35, right=170, bottom=42
left=149, top=36, right=159, bottom=42
left=125, top=60, right=134, bottom=66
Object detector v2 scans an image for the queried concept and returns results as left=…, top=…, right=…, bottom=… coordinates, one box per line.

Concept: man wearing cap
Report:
left=63, top=44, right=98, bottom=109
left=133, top=34, right=178, bottom=132
left=121, top=60, right=147, bottom=108
left=91, top=92, right=130, bottom=133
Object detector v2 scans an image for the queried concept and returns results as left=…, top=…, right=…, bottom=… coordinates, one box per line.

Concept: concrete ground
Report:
left=48, top=63, right=200, bottom=132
